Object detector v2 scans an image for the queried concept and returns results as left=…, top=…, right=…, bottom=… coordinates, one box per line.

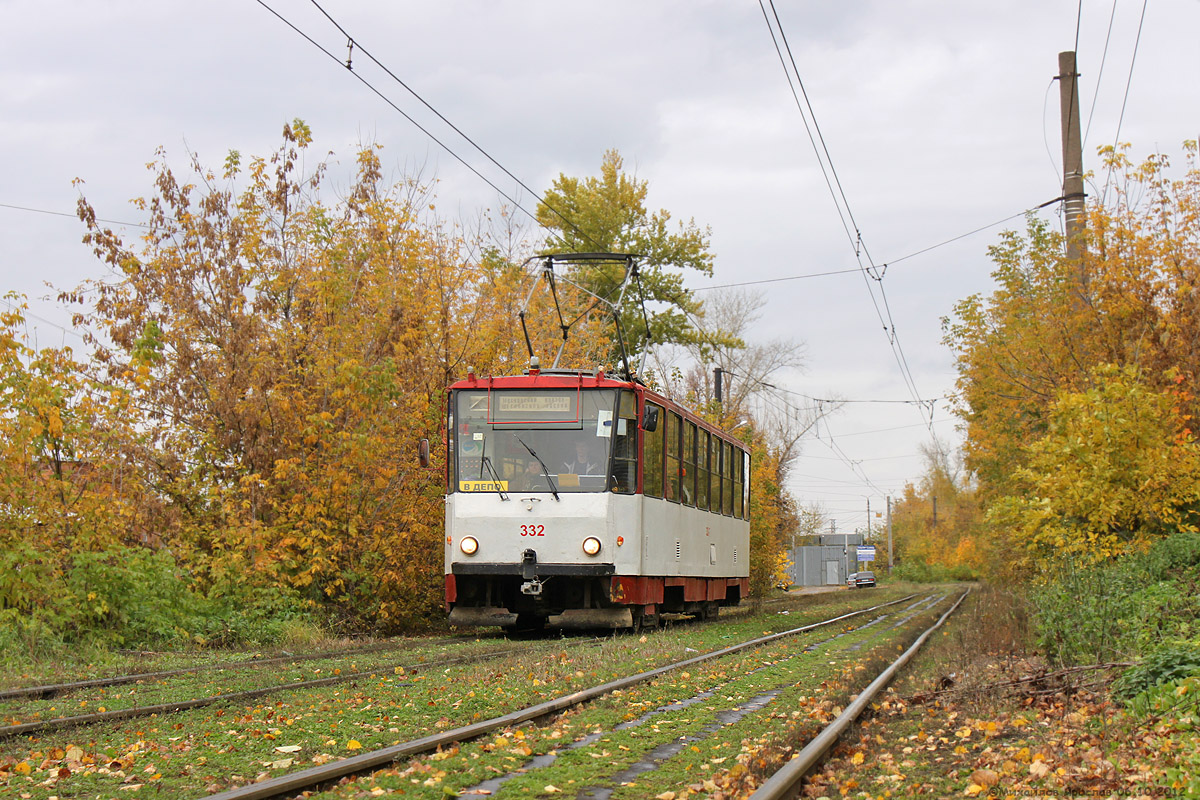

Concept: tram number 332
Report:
left=519, top=524, right=546, bottom=537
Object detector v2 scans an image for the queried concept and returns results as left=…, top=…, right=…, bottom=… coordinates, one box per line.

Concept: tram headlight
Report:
left=460, top=536, right=479, bottom=556
left=582, top=536, right=602, bottom=557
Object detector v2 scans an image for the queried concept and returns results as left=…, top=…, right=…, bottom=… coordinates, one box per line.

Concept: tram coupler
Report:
left=520, top=578, right=543, bottom=596
left=521, top=548, right=538, bottom=579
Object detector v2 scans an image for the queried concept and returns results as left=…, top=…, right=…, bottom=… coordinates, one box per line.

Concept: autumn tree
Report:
left=538, top=163, right=807, bottom=594
left=889, top=442, right=983, bottom=577
left=0, top=298, right=189, bottom=648
left=989, top=365, right=1200, bottom=568
left=746, top=439, right=799, bottom=594
left=0, top=298, right=151, bottom=553
left=72, top=122, right=554, bottom=626
left=945, top=141, right=1200, bottom=569
left=535, top=150, right=715, bottom=361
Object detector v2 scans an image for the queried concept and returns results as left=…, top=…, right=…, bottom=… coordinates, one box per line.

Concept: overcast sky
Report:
left=4, top=0, right=1199, bottom=537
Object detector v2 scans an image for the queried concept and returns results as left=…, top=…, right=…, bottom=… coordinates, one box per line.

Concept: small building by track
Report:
left=788, top=534, right=865, bottom=587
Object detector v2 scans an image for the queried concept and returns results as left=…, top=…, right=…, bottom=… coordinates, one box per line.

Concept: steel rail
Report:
left=0, top=644, right=531, bottom=740
left=202, top=593, right=919, bottom=800
left=0, top=636, right=488, bottom=702
left=749, top=588, right=971, bottom=800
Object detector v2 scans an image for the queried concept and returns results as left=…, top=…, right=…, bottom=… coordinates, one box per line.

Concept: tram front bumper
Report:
left=448, top=606, right=519, bottom=627
left=548, top=608, right=634, bottom=629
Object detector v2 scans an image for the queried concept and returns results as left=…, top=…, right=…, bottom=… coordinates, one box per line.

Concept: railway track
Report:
left=0, top=587, right=949, bottom=799
left=199, top=592, right=933, bottom=800
left=0, top=592, right=823, bottom=741
left=1, top=595, right=791, bottom=711
left=0, top=641, right=544, bottom=740
left=750, top=589, right=970, bottom=799
left=0, top=635, right=492, bottom=702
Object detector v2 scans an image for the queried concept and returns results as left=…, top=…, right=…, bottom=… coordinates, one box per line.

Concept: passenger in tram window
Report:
left=563, top=440, right=603, bottom=475
left=516, top=460, right=549, bottom=490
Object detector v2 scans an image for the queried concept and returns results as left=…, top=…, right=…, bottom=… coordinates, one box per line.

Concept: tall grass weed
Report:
left=1032, top=530, right=1200, bottom=668
left=0, top=542, right=321, bottom=662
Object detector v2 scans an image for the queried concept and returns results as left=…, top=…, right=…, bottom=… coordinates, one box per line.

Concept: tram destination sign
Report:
left=497, top=395, right=571, bottom=413
left=490, top=389, right=581, bottom=424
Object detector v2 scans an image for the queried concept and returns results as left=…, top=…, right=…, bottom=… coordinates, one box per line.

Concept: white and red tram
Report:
left=443, top=359, right=750, bottom=630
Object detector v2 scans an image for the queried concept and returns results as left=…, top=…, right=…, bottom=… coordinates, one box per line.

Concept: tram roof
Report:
left=448, top=368, right=633, bottom=392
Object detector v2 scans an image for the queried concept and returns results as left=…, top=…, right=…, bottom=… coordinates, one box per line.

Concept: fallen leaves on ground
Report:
left=797, top=655, right=1198, bottom=799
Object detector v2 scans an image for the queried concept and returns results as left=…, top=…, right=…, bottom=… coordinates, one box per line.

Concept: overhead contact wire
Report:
left=759, top=0, right=929, bottom=419
left=253, top=0, right=596, bottom=255
left=303, top=0, right=603, bottom=252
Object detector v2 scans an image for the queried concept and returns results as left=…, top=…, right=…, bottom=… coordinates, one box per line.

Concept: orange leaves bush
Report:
left=58, top=123, right=585, bottom=630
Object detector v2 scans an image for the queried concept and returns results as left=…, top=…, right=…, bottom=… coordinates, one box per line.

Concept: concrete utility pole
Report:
left=1058, top=51, right=1087, bottom=271
left=791, top=526, right=798, bottom=586
left=887, top=495, right=894, bottom=573
left=713, top=367, right=723, bottom=405
left=864, top=497, right=871, bottom=572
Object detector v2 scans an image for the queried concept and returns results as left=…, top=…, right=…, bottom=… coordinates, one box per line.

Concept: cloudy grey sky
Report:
left=4, top=0, right=1198, bottom=535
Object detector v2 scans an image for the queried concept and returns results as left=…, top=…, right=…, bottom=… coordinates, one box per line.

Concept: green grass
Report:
left=311, top=593, right=950, bottom=799
left=0, top=585, right=926, bottom=799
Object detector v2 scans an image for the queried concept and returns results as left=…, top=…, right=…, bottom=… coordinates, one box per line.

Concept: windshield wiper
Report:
left=515, top=436, right=560, bottom=501
left=480, top=456, right=510, bottom=501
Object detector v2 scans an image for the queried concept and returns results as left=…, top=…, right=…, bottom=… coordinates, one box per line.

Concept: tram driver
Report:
left=516, top=459, right=550, bottom=490
left=563, top=440, right=603, bottom=476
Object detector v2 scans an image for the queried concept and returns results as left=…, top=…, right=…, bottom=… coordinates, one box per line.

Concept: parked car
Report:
left=846, top=570, right=877, bottom=589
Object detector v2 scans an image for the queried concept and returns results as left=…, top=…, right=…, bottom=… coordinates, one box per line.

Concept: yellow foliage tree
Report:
left=989, top=365, right=1200, bottom=567
left=889, top=444, right=983, bottom=577
left=945, top=141, right=1200, bottom=571
left=72, top=123, right=580, bottom=625
left=0, top=300, right=152, bottom=548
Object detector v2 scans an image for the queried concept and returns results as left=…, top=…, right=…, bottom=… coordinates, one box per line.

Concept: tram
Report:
left=440, top=358, right=750, bottom=630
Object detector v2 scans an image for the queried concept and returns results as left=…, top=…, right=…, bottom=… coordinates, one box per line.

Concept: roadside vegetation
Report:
left=869, top=141, right=1200, bottom=797
left=807, top=566, right=1200, bottom=798
left=0, top=126, right=812, bottom=660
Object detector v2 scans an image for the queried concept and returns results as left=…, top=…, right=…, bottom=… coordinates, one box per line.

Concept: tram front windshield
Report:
left=451, top=388, right=624, bottom=493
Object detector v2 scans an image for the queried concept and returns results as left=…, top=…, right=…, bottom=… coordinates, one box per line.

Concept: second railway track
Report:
left=0, top=586, right=951, bottom=799
left=0, top=641, right=550, bottom=740
left=0, top=634, right=496, bottom=703
left=200, top=590, right=945, bottom=800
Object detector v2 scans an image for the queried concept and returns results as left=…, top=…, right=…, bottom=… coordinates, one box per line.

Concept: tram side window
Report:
left=643, top=401, right=664, bottom=498
left=712, top=435, right=722, bottom=514
left=611, top=390, right=638, bottom=494
left=723, top=440, right=734, bottom=516
left=729, top=443, right=739, bottom=520
left=696, top=429, right=710, bottom=511
left=682, top=420, right=696, bottom=507
left=743, top=451, right=752, bottom=519
left=665, top=411, right=682, bottom=503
